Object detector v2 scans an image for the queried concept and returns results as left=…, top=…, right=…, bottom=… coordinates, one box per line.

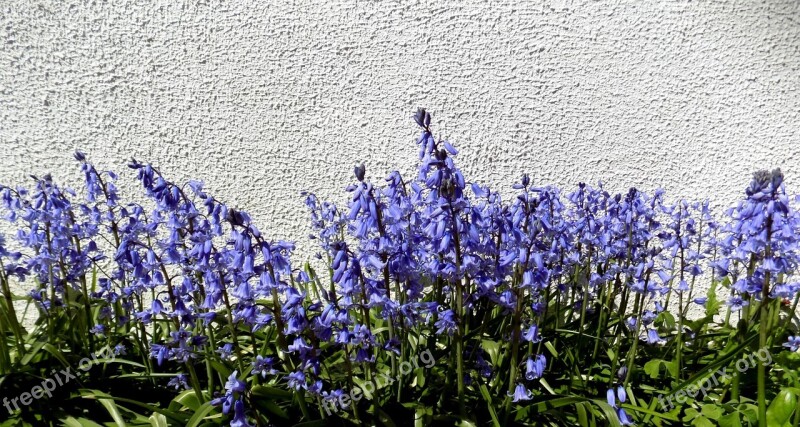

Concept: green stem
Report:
left=758, top=211, right=774, bottom=427
left=0, top=264, right=24, bottom=356
left=451, top=211, right=466, bottom=416
left=185, top=362, right=206, bottom=403
left=757, top=299, right=768, bottom=427
left=624, top=293, right=643, bottom=388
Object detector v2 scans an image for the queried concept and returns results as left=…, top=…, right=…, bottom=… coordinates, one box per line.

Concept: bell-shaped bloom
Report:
left=509, top=384, right=532, bottom=402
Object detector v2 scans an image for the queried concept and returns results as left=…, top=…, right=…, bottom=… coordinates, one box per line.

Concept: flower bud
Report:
left=771, top=168, right=784, bottom=189
left=354, top=164, right=366, bottom=182
left=414, top=108, right=427, bottom=128
left=617, top=366, right=628, bottom=382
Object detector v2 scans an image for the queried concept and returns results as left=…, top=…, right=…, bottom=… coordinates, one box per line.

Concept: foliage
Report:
left=0, top=110, right=799, bottom=426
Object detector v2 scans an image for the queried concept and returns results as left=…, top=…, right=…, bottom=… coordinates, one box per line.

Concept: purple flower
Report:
left=252, top=355, right=278, bottom=378
left=525, top=355, right=546, bottom=380
left=434, top=309, right=457, bottom=336
left=230, top=399, right=254, bottom=427
left=784, top=336, right=800, bottom=352
left=607, top=386, right=633, bottom=424
left=509, top=384, right=532, bottom=402
left=167, top=374, right=190, bottom=390
left=522, top=324, right=541, bottom=343
left=225, top=372, right=246, bottom=394
left=645, top=329, right=665, bottom=345
left=287, top=370, right=305, bottom=391
left=727, top=296, right=749, bottom=311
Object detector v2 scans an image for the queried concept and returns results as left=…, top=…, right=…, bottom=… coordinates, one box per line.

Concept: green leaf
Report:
left=168, top=389, right=202, bottom=412
left=656, top=311, right=676, bottom=330
left=257, top=399, right=289, bottom=420
left=85, top=390, right=127, bottom=426
left=691, top=416, right=715, bottom=427
left=352, top=377, right=374, bottom=401
left=291, top=421, right=329, bottom=427
left=62, top=417, right=105, bottom=427
left=538, top=378, right=557, bottom=395
left=576, top=401, right=589, bottom=427
left=740, top=403, right=759, bottom=424
left=700, top=404, right=723, bottom=419
left=148, top=414, right=168, bottom=427
left=78, top=390, right=190, bottom=424
left=544, top=341, right=558, bottom=358
left=481, top=340, right=500, bottom=366
left=644, top=359, right=662, bottom=379
left=767, top=389, right=797, bottom=426
left=251, top=385, right=294, bottom=400
left=663, top=360, right=679, bottom=379
left=718, top=412, right=742, bottom=427
left=668, top=332, right=759, bottom=396
left=591, top=399, right=622, bottom=427
left=91, top=357, right=146, bottom=369
left=413, top=405, right=433, bottom=427
left=620, top=403, right=679, bottom=422
left=20, top=340, right=46, bottom=366
left=705, top=281, right=721, bottom=317
left=477, top=382, right=501, bottom=427
left=185, top=402, right=216, bottom=427
left=683, top=408, right=700, bottom=422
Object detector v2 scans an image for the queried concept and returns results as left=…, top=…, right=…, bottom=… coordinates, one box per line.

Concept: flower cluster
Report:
left=1, top=110, right=799, bottom=426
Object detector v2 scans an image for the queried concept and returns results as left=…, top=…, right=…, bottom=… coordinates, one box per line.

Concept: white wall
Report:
left=1, top=1, right=799, bottom=310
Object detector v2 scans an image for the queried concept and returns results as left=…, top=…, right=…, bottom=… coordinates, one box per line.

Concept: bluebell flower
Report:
left=509, top=384, right=532, bottom=402
left=211, top=371, right=247, bottom=417
left=727, top=296, right=749, bottom=311
left=322, top=389, right=348, bottom=408
left=113, top=344, right=127, bottom=356
left=784, top=336, right=800, bottom=352
left=607, top=386, right=634, bottom=425
left=225, top=371, right=246, bottom=394
left=645, top=329, right=665, bottom=345
left=522, top=324, right=541, bottom=343
left=435, top=309, right=457, bottom=335
left=252, top=355, right=278, bottom=378
left=230, top=400, right=254, bottom=427
left=475, top=353, right=493, bottom=379
left=167, top=374, right=190, bottom=390
left=525, top=354, right=546, bottom=380
left=287, top=370, right=305, bottom=391
left=216, top=343, right=235, bottom=361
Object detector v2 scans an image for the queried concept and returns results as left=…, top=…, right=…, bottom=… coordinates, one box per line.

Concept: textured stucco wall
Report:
left=1, top=1, right=799, bottom=317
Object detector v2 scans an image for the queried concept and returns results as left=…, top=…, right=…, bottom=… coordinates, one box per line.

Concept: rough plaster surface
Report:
left=1, top=0, right=800, bottom=320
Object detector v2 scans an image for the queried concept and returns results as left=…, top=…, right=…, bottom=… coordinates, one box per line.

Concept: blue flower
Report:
left=509, top=384, right=532, bottom=402
left=606, top=386, right=634, bottom=425
left=525, top=354, right=546, bottom=380
left=230, top=399, right=254, bottom=427
left=434, top=309, right=457, bottom=336
left=252, top=355, right=278, bottom=378
left=167, top=374, right=190, bottom=390
left=726, top=296, right=749, bottom=311
left=225, top=371, right=246, bottom=394
left=784, top=336, right=800, bottom=352
left=645, top=329, right=665, bottom=345
left=522, top=324, right=541, bottom=343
